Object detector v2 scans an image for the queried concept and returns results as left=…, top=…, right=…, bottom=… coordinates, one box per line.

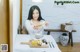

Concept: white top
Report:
left=25, top=20, right=46, bottom=35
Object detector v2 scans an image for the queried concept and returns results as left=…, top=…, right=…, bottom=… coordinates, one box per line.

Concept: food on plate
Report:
left=21, top=39, right=49, bottom=48
left=30, top=39, right=42, bottom=46
left=42, top=39, right=48, bottom=44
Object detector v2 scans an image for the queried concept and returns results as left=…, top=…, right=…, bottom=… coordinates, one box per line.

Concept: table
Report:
left=13, top=35, right=61, bottom=52
left=44, top=29, right=76, bottom=47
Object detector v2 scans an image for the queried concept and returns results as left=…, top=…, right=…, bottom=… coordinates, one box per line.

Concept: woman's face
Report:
left=32, top=9, right=39, bottom=20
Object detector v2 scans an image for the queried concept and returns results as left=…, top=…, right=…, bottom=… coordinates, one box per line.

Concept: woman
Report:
left=25, top=5, right=48, bottom=35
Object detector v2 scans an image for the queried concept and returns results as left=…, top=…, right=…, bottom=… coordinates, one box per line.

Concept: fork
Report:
left=49, top=42, right=52, bottom=48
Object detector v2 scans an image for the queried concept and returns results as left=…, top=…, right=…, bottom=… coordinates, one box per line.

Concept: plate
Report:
left=21, top=39, right=49, bottom=48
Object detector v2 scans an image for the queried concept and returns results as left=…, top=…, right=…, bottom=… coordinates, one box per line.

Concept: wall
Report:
left=22, top=0, right=80, bottom=42
left=13, top=0, right=20, bottom=52
left=9, top=0, right=13, bottom=52
left=0, top=0, right=9, bottom=45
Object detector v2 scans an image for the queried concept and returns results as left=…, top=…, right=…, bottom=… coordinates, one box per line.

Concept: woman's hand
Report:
left=33, top=21, right=48, bottom=30
left=33, top=24, right=42, bottom=30
left=45, top=21, right=48, bottom=26
left=33, top=25, right=39, bottom=30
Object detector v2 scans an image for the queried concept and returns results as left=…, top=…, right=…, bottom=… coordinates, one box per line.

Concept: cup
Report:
left=35, top=33, right=43, bottom=39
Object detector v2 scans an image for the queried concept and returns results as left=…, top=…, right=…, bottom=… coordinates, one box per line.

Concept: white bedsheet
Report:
left=13, top=34, right=61, bottom=52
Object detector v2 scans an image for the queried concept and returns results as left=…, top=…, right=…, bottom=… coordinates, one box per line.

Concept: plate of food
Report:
left=21, top=39, right=49, bottom=48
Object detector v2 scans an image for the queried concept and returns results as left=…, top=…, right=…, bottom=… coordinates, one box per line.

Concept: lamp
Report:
left=32, top=0, right=43, bottom=3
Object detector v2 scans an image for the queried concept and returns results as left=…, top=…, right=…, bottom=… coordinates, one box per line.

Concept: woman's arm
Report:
left=35, top=21, right=48, bottom=27
left=33, top=21, right=48, bottom=29
left=25, top=20, right=34, bottom=34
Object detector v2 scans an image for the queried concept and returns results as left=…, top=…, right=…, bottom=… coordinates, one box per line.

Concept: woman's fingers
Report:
left=45, top=21, right=48, bottom=26
left=33, top=25, right=42, bottom=30
left=33, top=26, right=39, bottom=30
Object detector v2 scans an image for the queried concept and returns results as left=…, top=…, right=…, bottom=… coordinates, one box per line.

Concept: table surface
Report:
left=13, top=34, right=61, bottom=52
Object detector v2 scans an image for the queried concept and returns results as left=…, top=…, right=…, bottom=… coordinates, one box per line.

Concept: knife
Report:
left=51, top=42, right=54, bottom=48
left=49, top=42, right=52, bottom=48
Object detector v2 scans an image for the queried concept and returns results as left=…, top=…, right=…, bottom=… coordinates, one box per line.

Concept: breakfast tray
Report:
left=21, top=41, right=49, bottom=48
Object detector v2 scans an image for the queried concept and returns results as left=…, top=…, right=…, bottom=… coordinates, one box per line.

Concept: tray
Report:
left=21, top=40, right=49, bottom=48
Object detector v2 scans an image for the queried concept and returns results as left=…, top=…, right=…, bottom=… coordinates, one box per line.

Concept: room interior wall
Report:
left=9, top=0, right=13, bottom=52
left=0, top=0, right=9, bottom=46
left=13, top=0, right=20, bottom=52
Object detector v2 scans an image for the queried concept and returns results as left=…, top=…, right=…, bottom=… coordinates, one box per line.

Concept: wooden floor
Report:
left=58, top=43, right=80, bottom=52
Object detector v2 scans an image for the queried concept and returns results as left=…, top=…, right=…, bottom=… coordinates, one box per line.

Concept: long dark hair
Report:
left=27, top=5, right=44, bottom=21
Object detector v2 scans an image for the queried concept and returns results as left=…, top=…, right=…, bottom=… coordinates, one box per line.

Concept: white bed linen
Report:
left=13, top=34, right=61, bottom=52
